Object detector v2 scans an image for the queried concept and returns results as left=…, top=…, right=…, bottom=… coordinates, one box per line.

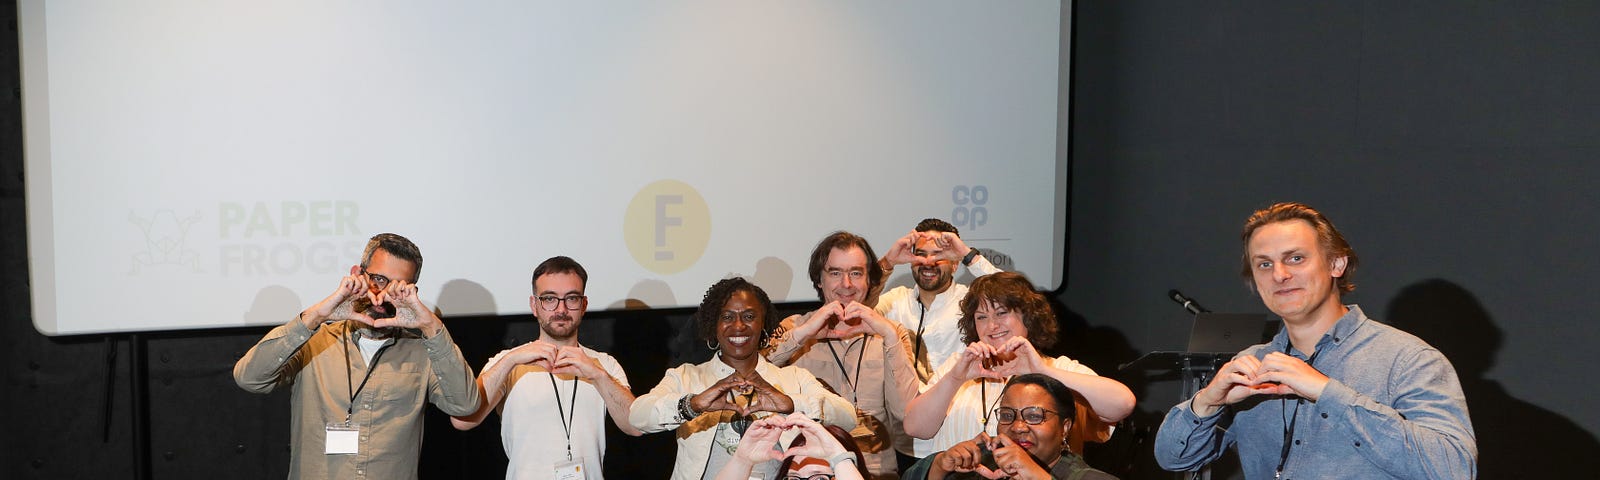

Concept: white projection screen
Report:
left=19, top=1, right=1072, bottom=335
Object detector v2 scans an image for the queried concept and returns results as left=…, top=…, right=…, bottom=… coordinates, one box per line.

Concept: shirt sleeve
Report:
left=763, top=314, right=814, bottom=367
left=1313, top=346, right=1477, bottom=479
left=631, top=364, right=691, bottom=433
left=1152, top=398, right=1234, bottom=472
left=965, top=253, right=1003, bottom=277
left=422, top=325, right=481, bottom=417
left=784, top=367, right=859, bottom=431
left=232, top=316, right=320, bottom=394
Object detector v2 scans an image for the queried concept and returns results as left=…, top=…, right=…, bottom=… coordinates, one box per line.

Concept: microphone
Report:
left=1168, top=289, right=1210, bottom=315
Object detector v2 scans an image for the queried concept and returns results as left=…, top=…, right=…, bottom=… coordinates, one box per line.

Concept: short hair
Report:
left=1001, top=373, right=1079, bottom=419
left=776, top=424, right=865, bottom=476
left=1239, top=202, right=1359, bottom=293
left=531, top=256, right=588, bottom=291
left=806, top=231, right=884, bottom=299
left=958, top=271, right=1058, bottom=349
left=914, top=218, right=959, bottom=236
left=360, top=233, right=423, bottom=282
left=693, top=277, right=779, bottom=345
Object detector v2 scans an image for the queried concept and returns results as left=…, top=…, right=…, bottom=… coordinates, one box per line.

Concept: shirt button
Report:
left=1193, top=420, right=1200, bottom=424
left=1321, top=413, right=1328, bottom=419
left=1354, top=441, right=1362, bottom=447
left=1294, top=439, right=1301, bottom=445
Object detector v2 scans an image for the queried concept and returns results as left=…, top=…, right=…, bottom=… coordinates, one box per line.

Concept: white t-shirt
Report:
left=486, top=345, right=630, bottom=480
left=913, top=354, right=1098, bottom=457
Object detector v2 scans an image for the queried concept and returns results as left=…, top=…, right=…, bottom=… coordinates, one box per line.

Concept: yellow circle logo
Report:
left=623, top=180, right=711, bottom=275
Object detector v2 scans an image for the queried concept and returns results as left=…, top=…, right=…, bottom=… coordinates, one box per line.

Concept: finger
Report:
left=974, top=465, right=1008, bottom=479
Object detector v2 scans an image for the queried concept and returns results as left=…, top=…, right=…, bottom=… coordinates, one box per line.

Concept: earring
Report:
left=706, top=339, right=719, bottom=351
left=759, top=334, right=770, bottom=349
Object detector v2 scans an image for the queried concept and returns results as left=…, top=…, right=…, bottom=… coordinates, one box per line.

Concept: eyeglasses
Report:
left=536, top=295, right=587, bottom=311
left=361, top=269, right=392, bottom=290
left=782, top=475, right=835, bottom=480
left=993, top=406, right=1062, bottom=425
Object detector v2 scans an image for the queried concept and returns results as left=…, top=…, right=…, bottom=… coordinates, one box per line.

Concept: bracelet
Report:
left=961, top=248, right=980, bottom=266
left=677, top=395, right=699, bottom=422
left=826, top=451, right=858, bottom=472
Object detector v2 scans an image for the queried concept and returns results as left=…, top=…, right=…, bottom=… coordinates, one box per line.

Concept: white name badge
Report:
left=325, top=423, right=360, bottom=455
left=553, top=457, right=587, bottom=480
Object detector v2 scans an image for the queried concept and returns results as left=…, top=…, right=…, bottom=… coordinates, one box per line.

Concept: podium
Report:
left=1120, top=351, right=1235, bottom=480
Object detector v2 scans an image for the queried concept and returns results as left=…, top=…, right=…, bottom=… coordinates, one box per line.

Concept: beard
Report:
left=914, top=266, right=953, bottom=292
left=540, top=313, right=579, bottom=340
left=351, top=296, right=398, bottom=320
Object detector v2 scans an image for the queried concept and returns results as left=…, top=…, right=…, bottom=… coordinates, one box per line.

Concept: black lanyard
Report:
left=914, top=300, right=929, bottom=382
left=825, top=337, right=866, bottom=403
left=1276, top=347, right=1324, bottom=479
left=548, top=372, right=579, bottom=461
left=342, top=324, right=392, bottom=423
left=978, top=377, right=1006, bottom=429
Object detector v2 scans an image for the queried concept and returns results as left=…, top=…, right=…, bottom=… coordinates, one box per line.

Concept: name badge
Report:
left=325, top=422, right=360, bottom=455
left=553, top=457, right=587, bottom=480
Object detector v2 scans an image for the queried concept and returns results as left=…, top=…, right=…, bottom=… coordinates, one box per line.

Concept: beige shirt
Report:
left=766, top=316, right=921, bottom=478
left=233, top=318, right=479, bottom=480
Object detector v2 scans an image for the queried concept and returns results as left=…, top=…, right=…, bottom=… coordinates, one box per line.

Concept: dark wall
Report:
left=4, top=2, right=1599, bottom=479
left=1066, top=2, right=1600, bottom=479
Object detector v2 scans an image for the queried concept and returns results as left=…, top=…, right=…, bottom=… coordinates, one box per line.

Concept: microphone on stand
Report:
left=1168, top=289, right=1210, bottom=315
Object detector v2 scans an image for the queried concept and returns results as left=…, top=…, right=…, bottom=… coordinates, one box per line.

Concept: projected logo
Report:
left=951, top=185, right=988, bottom=231
left=130, top=210, right=204, bottom=273
left=623, top=180, right=711, bottom=275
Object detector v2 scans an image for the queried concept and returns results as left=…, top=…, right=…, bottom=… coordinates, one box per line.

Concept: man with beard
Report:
left=234, top=233, right=478, bottom=480
left=766, top=231, right=920, bottom=479
left=874, top=219, right=1001, bottom=384
left=451, top=256, right=640, bottom=479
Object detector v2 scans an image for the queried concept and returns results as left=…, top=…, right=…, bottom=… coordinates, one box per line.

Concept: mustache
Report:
left=352, top=297, right=397, bottom=319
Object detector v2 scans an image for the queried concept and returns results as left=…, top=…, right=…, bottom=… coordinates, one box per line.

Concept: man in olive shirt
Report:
left=234, top=233, right=478, bottom=479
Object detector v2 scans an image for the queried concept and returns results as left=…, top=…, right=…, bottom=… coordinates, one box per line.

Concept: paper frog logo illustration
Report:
left=130, top=210, right=203, bottom=273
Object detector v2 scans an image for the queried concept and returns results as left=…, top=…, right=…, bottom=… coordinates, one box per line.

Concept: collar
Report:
left=1269, top=304, right=1368, bottom=357
left=915, top=282, right=966, bottom=308
left=711, top=352, right=774, bottom=376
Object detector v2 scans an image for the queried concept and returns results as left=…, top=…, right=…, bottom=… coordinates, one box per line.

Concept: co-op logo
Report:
left=623, top=180, right=711, bottom=275
left=951, top=185, right=988, bottom=231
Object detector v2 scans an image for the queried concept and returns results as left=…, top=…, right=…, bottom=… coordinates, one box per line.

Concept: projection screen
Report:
left=19, top=1, right=1071, bottom=335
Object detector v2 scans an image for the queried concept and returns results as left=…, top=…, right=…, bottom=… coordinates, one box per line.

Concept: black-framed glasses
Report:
left=361, top=269, right=392, bottom=290
left=782, top=475, right=835, bottom=480
left=536, top=295, right=587, bottom=311
left=993, top=406, right=1062, bottom=425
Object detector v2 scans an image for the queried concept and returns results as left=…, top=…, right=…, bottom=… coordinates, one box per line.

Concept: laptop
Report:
left=1186, top=312, right=1277, bottom=354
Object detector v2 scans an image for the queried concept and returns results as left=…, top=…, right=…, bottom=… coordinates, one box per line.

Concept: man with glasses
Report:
left=904, top=374, right=1117, bottom=480
left=452, top=256, right=641, bottom=479
left=234, top=233, right=479, bottom=479
left=765, top=231, right=920, bottom=479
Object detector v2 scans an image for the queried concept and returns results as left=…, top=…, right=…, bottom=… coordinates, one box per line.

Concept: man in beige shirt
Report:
left=234, top=233, right=478, bottom=480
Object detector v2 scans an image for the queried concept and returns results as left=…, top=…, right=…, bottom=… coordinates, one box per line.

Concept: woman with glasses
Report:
left=902, top=272, right=1136, bottom=460
left=905, top=374, right=1117, bottom=479
left=631, top=278, right=857, bottom=480
left=715, top=412, right=867, bottom=480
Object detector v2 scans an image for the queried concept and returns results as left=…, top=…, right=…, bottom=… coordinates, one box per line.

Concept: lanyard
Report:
left=913, top=300, right=929, bottom=382
left=1276, top=347, right=1324, bottom=479
left=825, top=337, right=866, bottom=403
left=342, top=324, right=391, bottom=423
left=978, top=377, right=1006, bottom=430
left=548, top=372, right=579, bottom=461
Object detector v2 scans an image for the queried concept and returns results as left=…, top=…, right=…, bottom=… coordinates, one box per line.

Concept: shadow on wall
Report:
left=1385, top=278, right=1600, bottom=479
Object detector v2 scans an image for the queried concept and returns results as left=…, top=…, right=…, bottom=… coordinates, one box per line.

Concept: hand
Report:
left=1253, top=352, right=1331, bottom=401
left=988, top=336, right=1046, bottom=376
left=742, top=371, right=796, bottom=415
left=989, top=432, right=1050, bottom=480
left=1191, top=355, right=1266, bottom=415
left=501, top=341, right=560, bottom=372
left=792, top=303, right=844, bottom=341
left=551, top=346, right=604, bottom=380
left=306, top=270, right=376, bottom=327
left=928, top=231, right=973, bottom=264
left=691, top=372, right=753, bottom=415
left=952, top=343, right=1005, bottom=382
left=823, top=301, right=894, bottom=339
left=780, top=413, right=848, bottom=459
left=881, top=231, right=920, bottom=267
left=731, top=415, right=789, bottom=463
left=362, top=280, right=441, bottom=336
left=935, top=433, right=1007, bottom=479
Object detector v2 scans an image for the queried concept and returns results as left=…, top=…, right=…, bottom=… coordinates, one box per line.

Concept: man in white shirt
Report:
left=452, top=256, right=641, bottom=479
left=875, top=219, right=1002, bottom=383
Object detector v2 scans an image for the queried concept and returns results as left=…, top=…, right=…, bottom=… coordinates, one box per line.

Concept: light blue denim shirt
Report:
left=1154, top=305, right=1477, bottom=479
